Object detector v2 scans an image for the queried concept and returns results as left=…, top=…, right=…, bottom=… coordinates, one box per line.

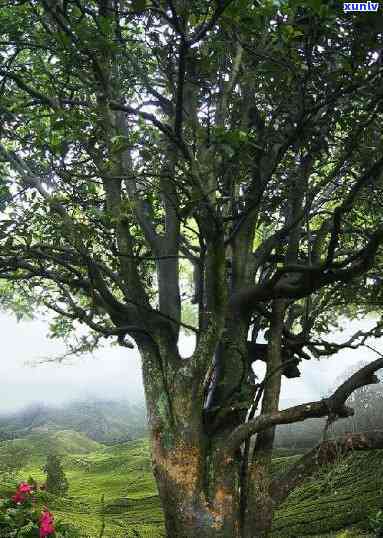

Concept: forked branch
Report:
left=224, top=357, right=383, bottom=456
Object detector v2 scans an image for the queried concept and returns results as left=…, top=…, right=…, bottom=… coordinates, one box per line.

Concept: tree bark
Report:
left=140, top=337, right=242, bottom=538
left=244, top=299, right=286, bottom=538
left=151, top=433, right=241, bottom=538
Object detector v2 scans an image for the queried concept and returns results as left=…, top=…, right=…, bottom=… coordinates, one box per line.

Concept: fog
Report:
left=0, top=313, right=144, bottom=412
left=0, top=312, right=381, bottom=413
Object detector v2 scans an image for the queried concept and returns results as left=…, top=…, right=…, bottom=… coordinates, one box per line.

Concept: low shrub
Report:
left=0, top=479, right=81, bottom=537
left=369, top=509, right=383, bottom=537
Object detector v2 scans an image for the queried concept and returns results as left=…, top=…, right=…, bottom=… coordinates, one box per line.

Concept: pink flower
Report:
left=10, top=482, right=34, bottom=504
left=39, top=510, right=55, bottom=537
left=18, top=482, right=34, bottom=494
left=11, top=491, right=25, bottom=504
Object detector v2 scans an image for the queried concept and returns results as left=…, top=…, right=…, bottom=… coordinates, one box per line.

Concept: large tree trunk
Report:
left=150, top=431, right=240, bottom=538
left=139, top=336, right=245, bottom=538
left=139, top=340, right=285, bottom=538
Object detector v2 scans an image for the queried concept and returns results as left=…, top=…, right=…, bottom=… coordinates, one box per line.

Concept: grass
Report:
left=1, top=431, right=382, bottom=537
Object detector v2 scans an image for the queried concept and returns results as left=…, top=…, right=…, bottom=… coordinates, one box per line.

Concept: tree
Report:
left=0, top=1, right=383, bottom=536
left=0, top=444, right=29, bottom=480
left=43, top=454, right=69, bottom=497
left=275, top=358, right=383, bottom=449
left=327, top=359, right=383, bottom=434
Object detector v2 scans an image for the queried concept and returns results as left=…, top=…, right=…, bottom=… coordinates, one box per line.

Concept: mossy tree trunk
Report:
left=139, top=328, right=245, bottom=538
left=138, top=309, right=287, bottom=538
left=138, top=305, right=383, bottom=538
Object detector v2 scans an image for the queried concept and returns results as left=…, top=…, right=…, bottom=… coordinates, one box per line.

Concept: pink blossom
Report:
left=39, top=510, right=55, bottom=537
left=18, top=483, right=34, bottom=494
left=11, top=482, right=34, bottom=504
left=11, top=491, right=25, bottom=504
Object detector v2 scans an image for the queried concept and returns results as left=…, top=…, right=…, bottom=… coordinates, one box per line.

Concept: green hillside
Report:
left=0, top=400, right=147, bottom=444
left=272, top=451, right=383, bottom=537
left=1, top=432, right=382, bottom=537
left=0, top=434, right=164, bottom=538
left=0, top=430, right=101, bottom=460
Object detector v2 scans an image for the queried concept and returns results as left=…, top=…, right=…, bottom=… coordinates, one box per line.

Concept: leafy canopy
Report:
left=0, top=0, right=382, bottom=358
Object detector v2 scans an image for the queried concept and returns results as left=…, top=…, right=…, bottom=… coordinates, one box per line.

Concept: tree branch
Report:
left=174, top=37, right=188, bottom=139
left=325, top=156, right=383, bottom=267
left=188, top=0, right=236, bottom=45
left=231, top=225, right=383, bottom=318
left=224, top=357, right=383, bottom=456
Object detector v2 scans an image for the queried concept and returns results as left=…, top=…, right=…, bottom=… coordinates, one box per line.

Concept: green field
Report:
left=272, top=451, right=382, bottom=537
left=0, top=431, right=382, bottom=537
left=0, top=432, right=164, bottom=537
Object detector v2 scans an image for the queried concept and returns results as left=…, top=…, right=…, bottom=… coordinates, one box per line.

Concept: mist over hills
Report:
left=0, top=399, right=147, bottom=445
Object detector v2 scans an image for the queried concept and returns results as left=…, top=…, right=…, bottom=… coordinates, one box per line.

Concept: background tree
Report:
left=327, top=359, right=383, bottom=435
left=43, top=454, right=69, bottom=497
left=275, top=358, right=383, bottom=449
left=0, top=444, right=28, bottom=481
left=0, top=1, right=383, bottom=537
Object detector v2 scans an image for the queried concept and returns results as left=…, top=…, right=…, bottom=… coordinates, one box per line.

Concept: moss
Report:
left=155, top=392, right=175, bottom=451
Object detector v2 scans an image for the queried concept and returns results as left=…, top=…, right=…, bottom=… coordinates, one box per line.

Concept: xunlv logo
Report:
left=343, top=2, right=379, bottom=11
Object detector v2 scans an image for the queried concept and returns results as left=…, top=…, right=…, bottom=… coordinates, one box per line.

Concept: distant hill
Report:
left=0, top=399, right=147, bottom=444
left=0, top=430, right=102, bottom=460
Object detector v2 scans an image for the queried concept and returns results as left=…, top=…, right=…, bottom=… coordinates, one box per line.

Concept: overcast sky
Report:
left=0, top=312, right=381, bottom=413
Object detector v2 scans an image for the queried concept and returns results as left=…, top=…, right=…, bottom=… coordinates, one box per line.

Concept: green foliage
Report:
left=0, top=481, right=81, bottom=537
left=0, top=0, right=381, bottom=352
left=0, top=445, right=29, bottom=480
left=43, top=455, right=68, bottom=497
left=369, top=509, right=383, bottom=537
left=0, top=282, right=34, bottom=322
left=0, top=177, right=10, bottom=212
left=0, top=2, right=383, bottom=534
left=0, top=435, right=162, bottom=537
left=0, top=494, right=41, bottom=538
